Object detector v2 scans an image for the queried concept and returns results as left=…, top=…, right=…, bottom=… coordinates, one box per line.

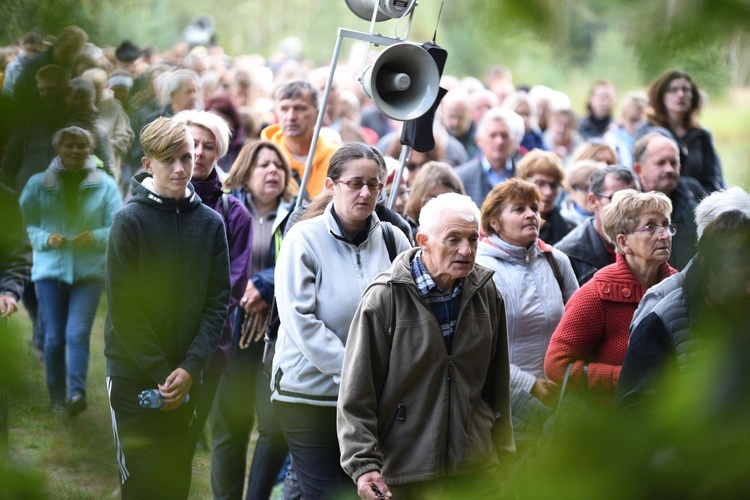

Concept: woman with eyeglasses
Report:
left=516, top=149, right=577, bottom=245
left=270, top=142, right=412, bottom=499
left=544, top=189, right=678, bottom=407
left=638, top=70, right=724, bottom=194
left=404, top=161, right=465, bottom=240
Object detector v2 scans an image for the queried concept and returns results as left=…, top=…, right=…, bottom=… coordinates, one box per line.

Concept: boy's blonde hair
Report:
left=140, top=117, right=192, bottom=161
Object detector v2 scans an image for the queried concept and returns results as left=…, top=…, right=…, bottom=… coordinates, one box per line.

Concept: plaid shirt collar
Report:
left=412, top=250, right=464, bottom=298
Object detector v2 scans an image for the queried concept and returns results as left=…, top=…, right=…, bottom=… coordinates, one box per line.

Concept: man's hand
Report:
left=530, top=378, right=560, bottom=407
left=71, top=231, right=94, bottom=246
left=47, top=232, right=67, bottom=248
left=0, top=294, right=19, bottom=318
left=240, top=280, right=269, bottom=314
left=356, top=471, right=391, bottom=500
left=158, top=368, right=193, bottom=411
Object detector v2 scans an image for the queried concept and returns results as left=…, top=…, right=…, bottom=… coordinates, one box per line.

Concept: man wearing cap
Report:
left=114, top=40, right=140, bottom=76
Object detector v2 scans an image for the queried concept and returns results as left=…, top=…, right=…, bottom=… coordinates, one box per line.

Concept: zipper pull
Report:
left=397, top=403, right=406, bottom=422
left=447, top=361, right=453, bottom=382
left=356, top=247, right=361, bottom=265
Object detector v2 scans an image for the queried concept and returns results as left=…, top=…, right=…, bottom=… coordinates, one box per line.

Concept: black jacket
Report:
left=554, top=218, right=614, bottom=286
left=104, top=173, right=230, bottom=386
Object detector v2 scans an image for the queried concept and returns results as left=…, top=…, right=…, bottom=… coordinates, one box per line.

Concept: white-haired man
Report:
left=338, top=193, right=514, bottom=499
left=630, top=185, right=750, bottom=332
left=455, top=107, right=525, bottom=208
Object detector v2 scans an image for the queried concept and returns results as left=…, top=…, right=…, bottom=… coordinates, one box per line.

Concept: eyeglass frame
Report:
left=631, top=223, right=678, bottom=236
left=595, top=192, right=615, bottom=201
left=336, top=179, right=384, bottom=192
left=666, top=85, right=693, bottom=95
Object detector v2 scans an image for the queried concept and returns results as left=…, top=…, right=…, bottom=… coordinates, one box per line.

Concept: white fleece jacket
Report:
left=270, top=202, right=411, bottom=406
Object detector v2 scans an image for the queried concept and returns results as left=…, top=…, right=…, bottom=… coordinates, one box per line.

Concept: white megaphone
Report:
left=345, top=0, right=418, bottom=21
left=361, top=42, right=441, bottom=121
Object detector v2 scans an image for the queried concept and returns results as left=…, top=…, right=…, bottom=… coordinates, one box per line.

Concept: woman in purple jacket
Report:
left=173, top=110, right=252, bottom=454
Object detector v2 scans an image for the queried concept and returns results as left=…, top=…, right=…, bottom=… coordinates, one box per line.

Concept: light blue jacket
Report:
left=270, top=201, right=411, bottom=406
left=20, top=157, right=122, bottom=284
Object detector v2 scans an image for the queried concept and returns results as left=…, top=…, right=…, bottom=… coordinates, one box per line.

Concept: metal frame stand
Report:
left=295, top=28, right=412, bottom=210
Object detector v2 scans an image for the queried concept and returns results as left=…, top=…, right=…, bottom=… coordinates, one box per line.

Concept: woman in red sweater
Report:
left=544, top=189, right=678, bottom=406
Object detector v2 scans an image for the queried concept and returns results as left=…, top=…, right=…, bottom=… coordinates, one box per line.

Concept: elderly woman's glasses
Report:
left=632, top=224, right=678, bottom=236
left=336, top=179, right=384, bottom=192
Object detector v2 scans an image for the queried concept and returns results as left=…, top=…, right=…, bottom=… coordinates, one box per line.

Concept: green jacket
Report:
left=337, top=247, right=515, bottom=486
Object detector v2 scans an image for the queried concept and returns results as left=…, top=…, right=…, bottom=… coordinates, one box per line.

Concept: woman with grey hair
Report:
left=545, top=189, right=678, bottom=406
left=270, top=142, right=411, bottom=499
left=19, top=126, right=121, bottom=415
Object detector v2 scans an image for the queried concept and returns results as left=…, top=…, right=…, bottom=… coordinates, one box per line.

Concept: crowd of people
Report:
left=1, top=24, right=749, bottom=499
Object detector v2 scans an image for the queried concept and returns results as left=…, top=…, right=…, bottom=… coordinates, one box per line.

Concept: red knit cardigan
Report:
left=544, top=253, right=677, bottom=406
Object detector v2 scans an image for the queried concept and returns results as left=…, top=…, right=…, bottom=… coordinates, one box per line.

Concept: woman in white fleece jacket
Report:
left=270, top=143, right=411, bottom=499
left=475, top=178, right=578, bottom=451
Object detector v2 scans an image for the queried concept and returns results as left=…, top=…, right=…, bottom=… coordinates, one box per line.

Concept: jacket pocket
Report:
left=380, top=402, right=405, bottom=450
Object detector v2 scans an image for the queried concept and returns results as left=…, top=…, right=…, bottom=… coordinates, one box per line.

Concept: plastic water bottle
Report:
left=138, top=389, right=190, bottom=409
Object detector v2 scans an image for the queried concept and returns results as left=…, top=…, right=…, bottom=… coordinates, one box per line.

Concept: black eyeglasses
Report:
left=632, top=224, right=678, bottom=236
left=595, top=192, right=614, bottom=201
left=336, top=179, right=384, bottom=192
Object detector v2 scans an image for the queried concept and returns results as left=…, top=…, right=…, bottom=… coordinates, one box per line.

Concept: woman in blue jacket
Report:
left=20, top=125, right=121, bottom=415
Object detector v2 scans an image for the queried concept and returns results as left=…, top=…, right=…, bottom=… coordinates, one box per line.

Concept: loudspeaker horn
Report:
left=361, top=42, right=441, bottom=121
left=345, top=0, right=418, bottom=22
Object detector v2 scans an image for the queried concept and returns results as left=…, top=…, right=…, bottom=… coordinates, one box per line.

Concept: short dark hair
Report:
left=327, top=142, right=386, bottom=182
left=589, top=165, right=640, bottom=194
left=274, top=79, right=319, bottom=110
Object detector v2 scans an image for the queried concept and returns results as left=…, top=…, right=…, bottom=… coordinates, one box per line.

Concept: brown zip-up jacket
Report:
left=337, top=247, right=514, bottom=486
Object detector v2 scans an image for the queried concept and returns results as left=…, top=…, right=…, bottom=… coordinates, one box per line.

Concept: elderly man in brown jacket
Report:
left=337, top=193, right=514, bottom=500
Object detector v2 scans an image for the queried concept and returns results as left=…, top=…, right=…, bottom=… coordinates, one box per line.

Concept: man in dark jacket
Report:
left=555, top=165, right=640, bottom=285
left=105, top=117, right=230, bottom=498
left=634, top=133, right=701, bottom=271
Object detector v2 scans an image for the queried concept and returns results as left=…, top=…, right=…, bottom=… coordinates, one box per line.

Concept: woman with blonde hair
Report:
left=545, top=189, right=678, bottom=406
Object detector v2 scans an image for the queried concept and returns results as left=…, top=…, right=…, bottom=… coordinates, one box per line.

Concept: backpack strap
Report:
left=221, top=192, right=230, bottom=221
left=381, top=222, right=398, bottom=262
left=543, top=251, right=567, bottom=305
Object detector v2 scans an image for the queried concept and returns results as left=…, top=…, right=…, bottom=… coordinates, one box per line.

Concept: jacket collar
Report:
left=40, top=156, right=101, bottom=189
left=129, top=172, right=201, bottom=211
left=191, top=167, right=222, bottom=206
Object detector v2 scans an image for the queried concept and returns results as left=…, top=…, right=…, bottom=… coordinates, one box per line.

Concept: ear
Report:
left=489, top=218, right=502, bottom=235
left=324, top=177, right=335, bottom=195
left=587, top=192, right=597, bottom=208
left=415, top=232, right=428, bottom=249
left=633, top=162, right=642, bottom=177
left=141, top=156, right=152, bottom=173
left=616, top=233, right=630, bottom=255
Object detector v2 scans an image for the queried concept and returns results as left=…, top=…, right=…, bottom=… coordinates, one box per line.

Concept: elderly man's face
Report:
left=636, top=137, right=680, bottom=195
left=475, top=119, right=515, bottom=169
left=418, top=213, right=479, bottom=290
left=172, top=78, right=200, bottom=113
left=277, top=91, right=316, bottom=139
